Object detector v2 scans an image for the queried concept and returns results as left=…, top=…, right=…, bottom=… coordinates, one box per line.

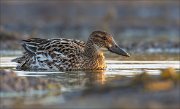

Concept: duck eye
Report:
left=102, top=37, right=107, bottom=40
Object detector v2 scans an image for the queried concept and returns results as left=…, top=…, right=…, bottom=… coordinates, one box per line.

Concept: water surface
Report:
left=0, top=55, right=180, bottom=107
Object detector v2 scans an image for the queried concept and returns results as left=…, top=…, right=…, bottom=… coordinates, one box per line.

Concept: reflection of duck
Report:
left=47, top=70, right=106, bottom=88
left=83, top=70, right=106, bottom=86
left=13, top=31, right=129, bottom=71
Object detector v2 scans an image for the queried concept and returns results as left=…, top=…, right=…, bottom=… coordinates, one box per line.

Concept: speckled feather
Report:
left=13, top=38, right=88, bottom=71
left=12, top=31, right=128, bottom=71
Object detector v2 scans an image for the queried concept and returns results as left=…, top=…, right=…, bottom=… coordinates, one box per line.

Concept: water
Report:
left=1, top=57, right=179, bottom=75
left=0, top=56, right=180, bottom=108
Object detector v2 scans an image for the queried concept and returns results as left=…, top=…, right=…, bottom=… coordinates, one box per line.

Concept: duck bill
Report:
left=108, top=42, right=130, bottom=57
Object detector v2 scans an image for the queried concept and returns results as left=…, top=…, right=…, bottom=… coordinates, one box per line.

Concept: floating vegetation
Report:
left=161, top=67, right=179, bottom=81
left=131, top=67, right=180, bottom=91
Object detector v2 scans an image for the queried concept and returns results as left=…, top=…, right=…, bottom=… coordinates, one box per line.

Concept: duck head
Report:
left=89, top=31, right=130, bottom=57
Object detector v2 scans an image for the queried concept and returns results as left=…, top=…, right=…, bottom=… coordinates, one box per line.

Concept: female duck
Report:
left=13, top=31, right=130, bottom=71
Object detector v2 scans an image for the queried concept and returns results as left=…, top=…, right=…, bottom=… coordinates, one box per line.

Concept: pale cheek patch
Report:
left=94, top=44, right=107, bottom=51
left=108, top=44, right=112, bottom=48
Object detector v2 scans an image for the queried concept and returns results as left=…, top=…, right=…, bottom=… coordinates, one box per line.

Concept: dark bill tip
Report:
left=108, top=45, right=130, bottom=57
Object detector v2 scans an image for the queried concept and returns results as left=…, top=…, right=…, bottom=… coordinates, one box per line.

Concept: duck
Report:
left=12, top=31, right=130, bottom=71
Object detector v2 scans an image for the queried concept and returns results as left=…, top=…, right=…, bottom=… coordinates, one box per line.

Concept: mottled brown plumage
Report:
left=12, top=31, right=130, bottom=71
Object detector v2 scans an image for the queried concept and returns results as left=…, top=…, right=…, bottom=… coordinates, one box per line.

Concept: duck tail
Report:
left=11, top=52, right=29, bottom=63
left=11, top=57, right=22, bottom=63
left=11, top=52, right=31, bottom=70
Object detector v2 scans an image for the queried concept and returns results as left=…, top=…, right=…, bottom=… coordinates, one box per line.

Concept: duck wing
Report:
left=13, top=38, right=86, bottom=70
left=21, top=38, right=85, bottom=54
left=21, top=38, right=50, bottom=55
left=35, top=38, right=85, bottom=61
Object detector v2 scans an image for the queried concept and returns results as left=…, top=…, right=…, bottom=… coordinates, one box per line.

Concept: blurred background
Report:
left=1, top=1, right=180, bottom=109
left=0, top=0, right=179, bottom=53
